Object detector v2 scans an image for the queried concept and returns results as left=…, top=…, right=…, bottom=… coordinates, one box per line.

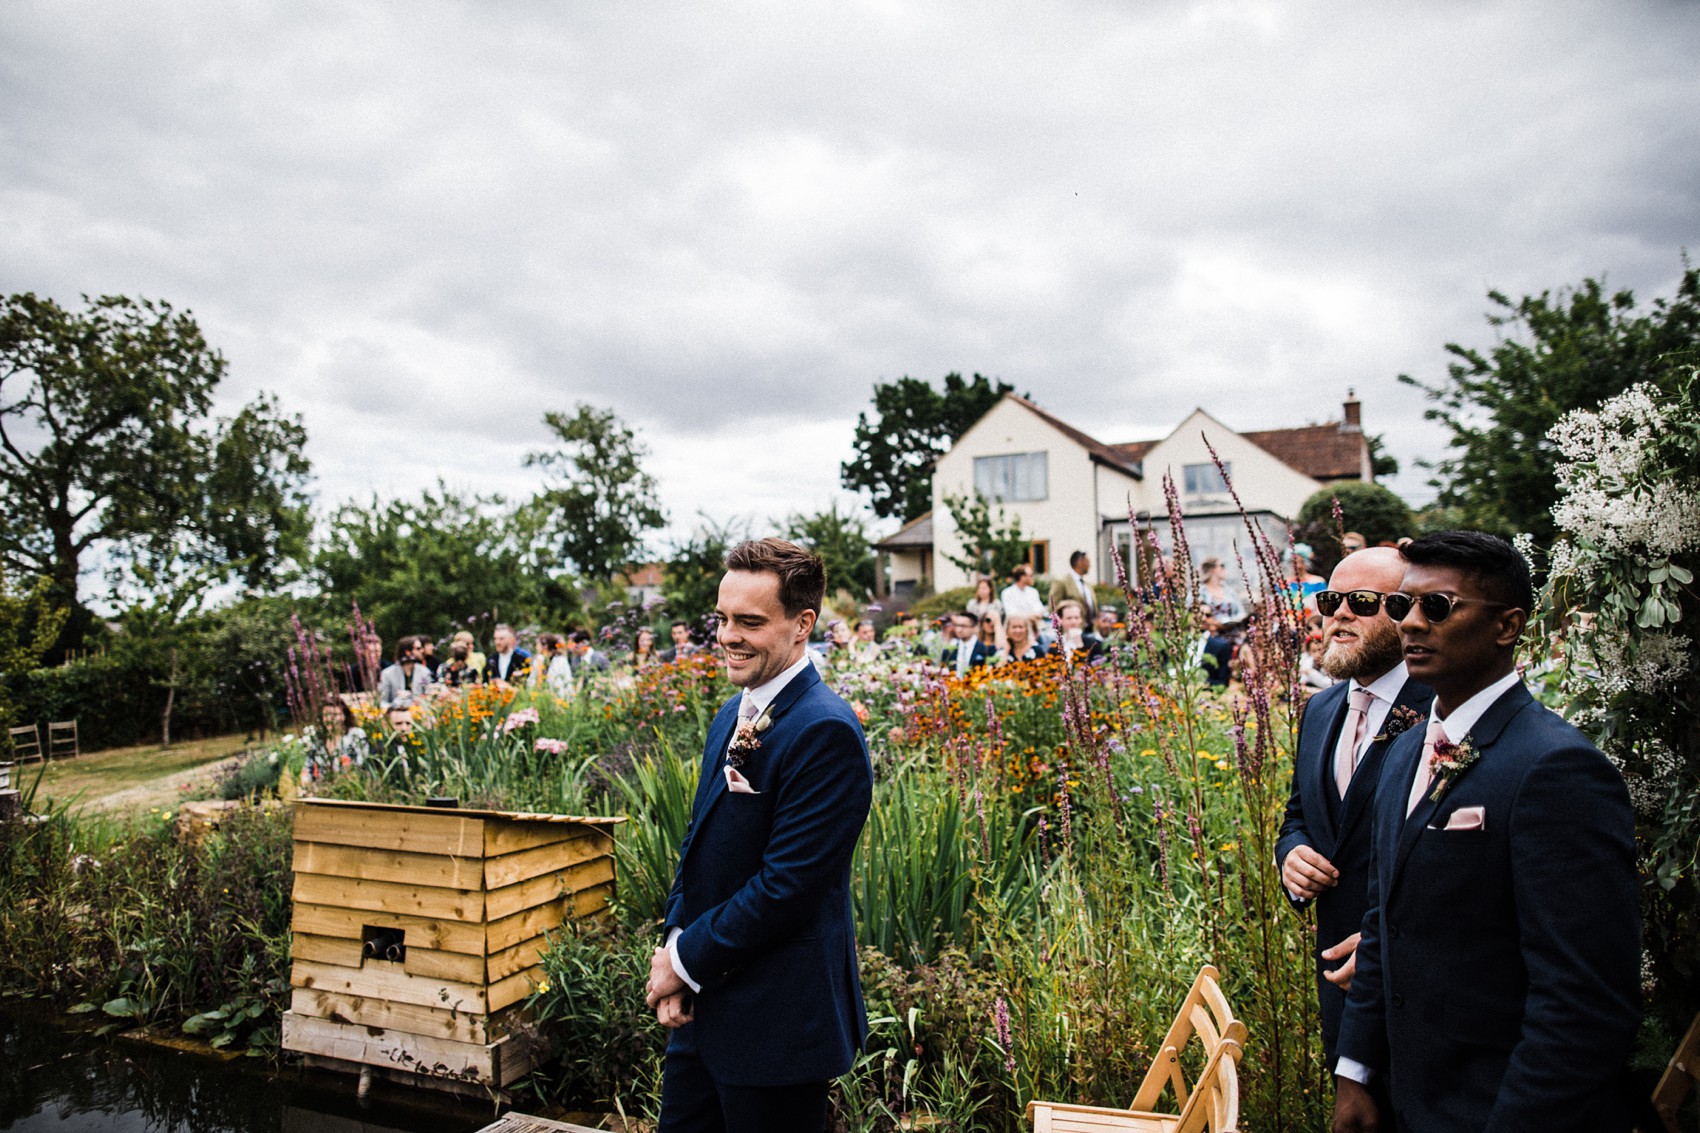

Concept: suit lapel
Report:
left=1337, top=681, right=1432, bottom=849
left=1305, top=683, right=1349, bottom=850
left=694, top=663, right=823, bottom=822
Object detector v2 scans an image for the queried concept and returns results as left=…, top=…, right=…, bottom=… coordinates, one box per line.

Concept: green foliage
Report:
left=525, top=403, right=667, bottom=582
left=0, top=293, right=310, bottom=653
left=842, top=373, right=1017, bottom=522
left=662, top=514, right=749, bottom=625
left=1402, top=262, right=1700, bottom=547
left=1294, top=481, right=1414, bottom=573
left=0, top=568, right=67, bottom=754
left=940, top=491, right=1028, bottom=582
left=785, top=500, right=877, bottom=600
left=313, top=482, right=554, bottom=642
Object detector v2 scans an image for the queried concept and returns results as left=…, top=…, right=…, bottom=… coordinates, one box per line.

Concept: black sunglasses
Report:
left=1315, top=590, right=1387, bottom=617
left=1383, top=591, right=1511, bottom=623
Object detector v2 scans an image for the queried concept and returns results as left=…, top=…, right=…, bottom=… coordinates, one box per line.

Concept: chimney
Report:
left=1341, top=388, right=1362, bottom=432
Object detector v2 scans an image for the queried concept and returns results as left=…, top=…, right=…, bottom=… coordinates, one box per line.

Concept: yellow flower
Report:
left=1215, top=760, right=1229, bottom=771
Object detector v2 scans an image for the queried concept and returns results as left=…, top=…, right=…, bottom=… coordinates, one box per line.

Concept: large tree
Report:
left=784, top=501, right=876, bottom=600
left=840, top=372, right=1017, bottom=522
left=524, top=404, right=666, bottom=582
left=0, top=293, right=311, bottom=651
left=1402, top=263, right=1700, bottom=547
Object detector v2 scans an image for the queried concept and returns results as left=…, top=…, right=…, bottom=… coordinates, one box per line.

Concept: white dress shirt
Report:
left=666, top=650, right=815, bottom=993
left=1001, top=583, right=1047, bottom=623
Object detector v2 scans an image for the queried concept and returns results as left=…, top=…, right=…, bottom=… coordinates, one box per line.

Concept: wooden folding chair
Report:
left=9, top=724, right=43, bottom=763
left=1027, top=965, right=1246, bottom=1133
left=1646, top=1010, right=1700, bottom=1133
left=48, top=720, right=79, bottom=760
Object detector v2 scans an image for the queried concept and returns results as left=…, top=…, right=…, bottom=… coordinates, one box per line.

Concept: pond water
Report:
left=0, top=1005, right=493, bottom=1133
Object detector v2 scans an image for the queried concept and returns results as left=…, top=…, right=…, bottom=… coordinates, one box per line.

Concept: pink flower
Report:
left=501, top=708, right=541, bottom=734
left=534, top=737, right=568, bottom=755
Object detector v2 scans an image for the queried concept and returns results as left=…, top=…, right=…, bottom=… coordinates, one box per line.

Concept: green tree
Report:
left=0, top=568, right=68, bottom=755
left=0, top=293, right=311, bottom=653
left=940, top=490, right=1028, bottom=581
left=1401, top=263, right=1700, bottom=546
left=784, top=502, right=876, bottom=600
left=663, top=515, right=750, bottom=626
left=1294, top=482, right=1415, bottom=575
left=525, top=404, right=667, bottom=583
left=313, top=484, right=550, bottom=643
left=841, top=372, right=1017, bottom=522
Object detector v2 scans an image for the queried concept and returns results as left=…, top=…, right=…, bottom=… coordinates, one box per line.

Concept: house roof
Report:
left=1005, top=394, right=1144, bottom=477
left=874, top=510, right=934, bottom=550
left=1239, top=422, right=1367, bottom=481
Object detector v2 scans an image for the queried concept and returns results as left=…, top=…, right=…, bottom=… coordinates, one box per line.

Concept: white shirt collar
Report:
left=1433, top=669, right=1522, bottom=743
left=1352, top=661, right=1410, bottom=704
left=742, top=650, right=812, bottom=715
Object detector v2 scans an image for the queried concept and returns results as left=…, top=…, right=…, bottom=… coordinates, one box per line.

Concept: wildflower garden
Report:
left=2, top=378, right=1697, bottom=1131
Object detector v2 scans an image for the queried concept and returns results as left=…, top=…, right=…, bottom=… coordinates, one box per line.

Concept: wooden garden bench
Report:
left=1027, top=964, right=1245, bottom=1133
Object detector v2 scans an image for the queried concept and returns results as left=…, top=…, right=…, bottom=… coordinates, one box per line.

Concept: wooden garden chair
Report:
left=1027, top=965, right=1246, bottom=1133
left=9, top=724, right=43, bottom=763
left=48, top=719, right=79, bottom=760
left=1644, top=1010, right=1700, bottom=1133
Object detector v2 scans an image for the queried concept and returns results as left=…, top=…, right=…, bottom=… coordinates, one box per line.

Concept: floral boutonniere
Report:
left=726, top=704, right=775, bottom=770
left=1373, top=705, right=1426, bottom=745
left=1428, top=736, right=1480, bottom=803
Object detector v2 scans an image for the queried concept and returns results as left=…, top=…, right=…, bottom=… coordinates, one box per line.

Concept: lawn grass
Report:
left=20, top=733, right=256, bottom=811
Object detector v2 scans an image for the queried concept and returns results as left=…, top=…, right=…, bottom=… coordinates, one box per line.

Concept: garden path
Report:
left=27, top=734, right=251, bottom=814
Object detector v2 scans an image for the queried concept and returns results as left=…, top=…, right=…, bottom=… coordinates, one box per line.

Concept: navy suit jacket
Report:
left=663, top=662, right=873, bottom=1086
left=1276, top=675, right=1433, bottom=1063
left=483, top=647, right=532, bottom=683
left=1337, top=683, right=1640, bottom=1131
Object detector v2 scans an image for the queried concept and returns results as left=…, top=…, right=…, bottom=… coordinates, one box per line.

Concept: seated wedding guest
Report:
left=1000, top=564, right=1050, bottom=643
left=965, top=576, right=1003, bottom=624
left=1001, top=614, right=1043, bottom=663
left=452, top=630, right=486, bottom=680
left=483, top=623, right=531, bottom=683
left=822, top=619, right=854, bottom=667
left=632, top=626, right=661, bottom=670
left=1048, top=599, right=1103, bottom=661
left=566, top=628, right=611, bottom=673
left=417, top=636, right=441, bottom=679
left=659, top=619, right=696, bottom=662
left=441, top=642, right=477, bottom=687
left=532, top=632, right=576, bottom=696
left=850, top=619, right=882, bottom=663
left=940, top=611, right=993, bottom=675
left=1094, top=605, right=1122, bottom=644
left=379, top=642, right=429, bottom=707
left=1283, top=543, right=1328, bottom=612
left=976, top=608, right=1007, bottom=658
left=1339, top=531, right=1366, bottom=556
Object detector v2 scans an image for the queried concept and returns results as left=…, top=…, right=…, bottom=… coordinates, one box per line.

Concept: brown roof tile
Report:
left=1240, top=423, right=1368, bottom=481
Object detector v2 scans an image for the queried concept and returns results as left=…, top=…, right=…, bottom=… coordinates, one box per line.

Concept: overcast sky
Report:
left=3, top=0, right=1697, bottom=550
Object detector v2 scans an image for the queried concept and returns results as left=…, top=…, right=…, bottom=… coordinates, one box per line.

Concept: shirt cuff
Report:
left=1335, top=1056, right=1373, bottom=1085
left=666, top=927, right=701, bottom=994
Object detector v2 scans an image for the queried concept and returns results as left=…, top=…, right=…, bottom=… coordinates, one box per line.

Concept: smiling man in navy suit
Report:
left=1333, top=531, right=1639, bottom=1133
left=1278, top=546, right=1433, bottom=1079
left=644, top=538, right=873, bottom=1133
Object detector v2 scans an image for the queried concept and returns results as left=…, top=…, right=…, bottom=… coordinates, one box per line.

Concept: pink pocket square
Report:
left=724, top=765, right=760, bottom=795
left=1443, top=806, right=1486, bottom=831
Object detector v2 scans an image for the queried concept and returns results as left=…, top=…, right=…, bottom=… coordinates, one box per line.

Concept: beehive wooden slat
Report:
left=483, top=818, right=587, bottom=857
left=484, top=833, right=610, bottom=891
left=487, top=898, right=568, bottom=955
left=291, top=932, right=365, bottom=968
left=292, top=872, right=486, bottom=923
left=293, top=840, right=485, bottom=890
left=282, top=1013, right=526, bottom=1085
left=291, top=958, right=487, bottom=1013
left=486, top=935, right=549, bottom=984
left=291, top=902, right=486, bottom=955
left=404, top=945, right=487, bottom=984
left=487, top=966, right=544, bottom=1013
left=294, top=803, right=485, bottom=856
left=486, top=854, right=615, bottom=921
left=289, top=987, right=512, bottom=1045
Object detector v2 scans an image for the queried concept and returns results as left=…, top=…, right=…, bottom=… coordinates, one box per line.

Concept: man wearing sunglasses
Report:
left=1333, top=532, right=1639, bottom=1133
left=1277, top=546, right=1432, bottom=1090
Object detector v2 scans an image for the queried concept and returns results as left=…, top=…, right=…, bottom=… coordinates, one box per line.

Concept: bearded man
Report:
left=1277, top=546, right=1433, bottom=1077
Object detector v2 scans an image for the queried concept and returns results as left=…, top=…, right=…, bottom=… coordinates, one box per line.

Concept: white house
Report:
left=877, top=391, right=1372, bottom=594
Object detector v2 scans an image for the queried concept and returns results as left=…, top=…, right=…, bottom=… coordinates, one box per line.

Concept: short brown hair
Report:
left=725, top=538, right=826, bottom=618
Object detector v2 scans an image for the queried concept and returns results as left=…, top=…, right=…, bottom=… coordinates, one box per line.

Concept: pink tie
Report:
left=1407, top=718, right=1449, bottom=816
left=1334, top=687, right=1376, bottom=797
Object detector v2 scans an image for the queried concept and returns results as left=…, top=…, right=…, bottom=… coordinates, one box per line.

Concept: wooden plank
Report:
left=290, top=933, right=365, bottom=968
left=291, top=902, right=485, bottom=955
left=293, top=840, right=485, bottom=890
left=488, top=965, right=545, bottom=1012
left=487, top=935, right=550, bottom=984
left=484, top=833, right=610, bottom=891
left=487, top=855, right=614, bottom=920
left=474, top=1113, right=605, bottom=1132
left=487, top=899, right=567, bottom=955
left=292, top=872, right=485, bottom=923
left=290, top=958, right=488, bottom=1013
left=483, top=818, right=590, bottom=858
left=289, top=987, right=512, bottom=1045
left=282, top=1012, right=510, bottom=1085
left=295, top=803, right=484, bottom=857
left=405, top=946, right=486, bottom=985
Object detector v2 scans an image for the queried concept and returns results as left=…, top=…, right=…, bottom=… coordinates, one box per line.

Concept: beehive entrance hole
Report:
left=360, top=925, right=406, bottom=964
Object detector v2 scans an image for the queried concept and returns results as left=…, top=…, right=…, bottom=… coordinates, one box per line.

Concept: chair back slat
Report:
left=8, top=724, right=42, bottom=763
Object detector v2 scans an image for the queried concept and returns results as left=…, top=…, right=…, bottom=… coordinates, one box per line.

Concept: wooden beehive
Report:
left=281, top=799, right=621, bottom=1093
